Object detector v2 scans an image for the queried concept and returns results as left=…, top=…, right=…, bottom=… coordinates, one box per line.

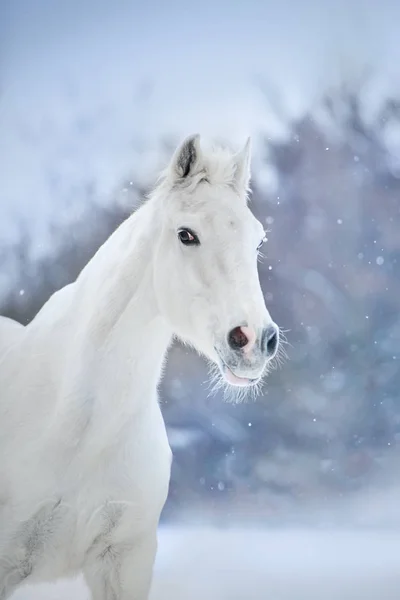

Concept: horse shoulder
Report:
left=107, top=403, right=173, bottom=520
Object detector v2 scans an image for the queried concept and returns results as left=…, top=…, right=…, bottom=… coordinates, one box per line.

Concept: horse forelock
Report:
left=150, top=142, right=245, bottom=201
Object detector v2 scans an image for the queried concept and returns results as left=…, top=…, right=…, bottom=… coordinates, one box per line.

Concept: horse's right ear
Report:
left=170, top=134, right=202, bottom=181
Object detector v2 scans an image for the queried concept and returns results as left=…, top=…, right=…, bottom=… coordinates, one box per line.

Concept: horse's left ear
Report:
left=234, top=137, right=251, bottom=195
left=170, top=134, right=202, bottom=181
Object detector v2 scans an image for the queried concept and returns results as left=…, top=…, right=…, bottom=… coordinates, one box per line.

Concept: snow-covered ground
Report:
left=12, top=526, right=400, bottom=600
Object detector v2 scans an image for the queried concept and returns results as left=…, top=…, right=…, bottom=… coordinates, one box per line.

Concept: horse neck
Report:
left=65, top=200, right=172, bottom=423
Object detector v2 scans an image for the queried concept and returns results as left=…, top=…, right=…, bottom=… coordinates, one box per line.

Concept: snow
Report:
left=3, top=5, right=400, bottom=598
left=12, top=526, right=400, bottom=600
left=2, top=0, right=400, bottom=252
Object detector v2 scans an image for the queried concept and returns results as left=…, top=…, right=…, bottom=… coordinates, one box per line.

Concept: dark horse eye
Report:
left=178, top=228, right=200, bottom=246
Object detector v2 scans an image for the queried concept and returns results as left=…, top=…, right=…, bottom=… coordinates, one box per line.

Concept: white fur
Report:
left=0, top=135, right=277, bottom=599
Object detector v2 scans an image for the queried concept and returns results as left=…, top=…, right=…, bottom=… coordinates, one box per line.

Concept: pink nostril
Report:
left=228, top=326, right=257, bottom=354
left=240, top=326, right=257, bottom=354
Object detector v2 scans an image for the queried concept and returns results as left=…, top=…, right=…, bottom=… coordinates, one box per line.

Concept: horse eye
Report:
left=178, top=228, right=200, bottom=246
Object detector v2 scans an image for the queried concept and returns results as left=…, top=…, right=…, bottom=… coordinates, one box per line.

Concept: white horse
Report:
left=0, top=134, right=279, bottom=600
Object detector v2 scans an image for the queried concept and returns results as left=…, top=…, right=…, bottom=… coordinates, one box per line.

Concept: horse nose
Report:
left=261, top=324, right=279, bottom=359
left=228, top=326, right=257, bottom=354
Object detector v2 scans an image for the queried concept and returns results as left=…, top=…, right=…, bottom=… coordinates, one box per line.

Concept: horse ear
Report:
left=234, top=137, right=251, bottom=194
left=170, top=134, right=202, bottom=180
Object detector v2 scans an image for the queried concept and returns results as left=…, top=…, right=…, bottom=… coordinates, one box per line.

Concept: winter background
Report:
left=2, top=0, right=400, bottom=598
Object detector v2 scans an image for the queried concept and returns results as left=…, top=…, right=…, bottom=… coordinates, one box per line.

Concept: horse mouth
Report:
left=222, top=365, right=260, bottom=387
left=215, top=352, right=261, bottom=387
